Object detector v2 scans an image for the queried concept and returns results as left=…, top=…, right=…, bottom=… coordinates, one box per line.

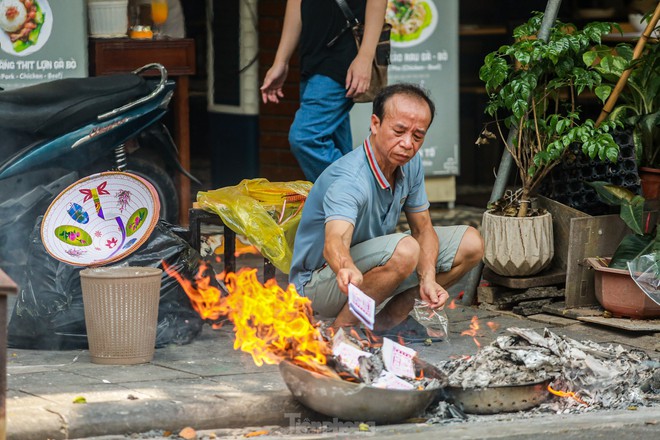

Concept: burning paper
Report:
left=372, top=370, right=415, bottom=390
left=164, top=264, right=332, bottom=374
left=332, top=328, right=372, bottom=372
left=165, top=263, right=445, bottom=390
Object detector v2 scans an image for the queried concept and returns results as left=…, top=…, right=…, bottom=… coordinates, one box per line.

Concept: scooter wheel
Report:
left=125, top=158, right=179, bottom=224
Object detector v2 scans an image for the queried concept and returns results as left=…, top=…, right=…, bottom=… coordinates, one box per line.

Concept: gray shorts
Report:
left=303, top=225, right=469, bottom=318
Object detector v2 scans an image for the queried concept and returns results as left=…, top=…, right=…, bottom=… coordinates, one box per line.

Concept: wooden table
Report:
left=88, top=37, right=196, bottom=225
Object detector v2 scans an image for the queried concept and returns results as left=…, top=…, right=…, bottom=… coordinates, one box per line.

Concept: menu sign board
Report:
left=350, top=0, right=459, bottom=177
left=0, top=0, right=87, bottom=90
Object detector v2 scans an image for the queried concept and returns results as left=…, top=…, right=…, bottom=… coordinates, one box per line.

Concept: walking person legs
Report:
left=289, top=75, right=354, bottom=181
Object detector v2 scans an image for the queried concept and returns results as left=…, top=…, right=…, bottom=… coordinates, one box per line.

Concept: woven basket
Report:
left=80, top=266, right=162, bottom=364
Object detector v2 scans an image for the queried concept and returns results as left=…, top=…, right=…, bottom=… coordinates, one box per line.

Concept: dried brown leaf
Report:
left=244, top=430, right=269, bottom=438
left=178, top=426, right=197, bottom=439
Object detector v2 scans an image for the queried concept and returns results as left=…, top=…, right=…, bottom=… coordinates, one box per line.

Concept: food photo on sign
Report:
left=386, top=0, right=437, bottom=47
left=0, top=0, right=86, bottom=90
left=0, top=0, right=52, bottom=56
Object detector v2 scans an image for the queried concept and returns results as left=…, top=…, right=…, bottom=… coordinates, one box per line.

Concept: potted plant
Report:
left=477, top=12, right=620, bottom=276
left=585, top=181, right=660, bottom=318
left=591, top=11, right=660, bottom=198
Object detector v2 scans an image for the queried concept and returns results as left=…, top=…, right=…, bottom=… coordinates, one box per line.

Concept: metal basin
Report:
left=279, top=359, right=446, bottom=424
left=447, top=379, right=551, bottom=414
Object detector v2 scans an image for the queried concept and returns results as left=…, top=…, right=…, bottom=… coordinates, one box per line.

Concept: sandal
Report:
left=373, top=316, right=443, bottom=345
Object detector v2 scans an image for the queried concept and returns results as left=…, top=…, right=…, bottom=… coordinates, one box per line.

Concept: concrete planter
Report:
left=482, top=210, right=554, bottom=277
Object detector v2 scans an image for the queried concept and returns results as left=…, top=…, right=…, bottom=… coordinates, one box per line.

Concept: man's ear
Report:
left=370, top=114, right=380, bottom=135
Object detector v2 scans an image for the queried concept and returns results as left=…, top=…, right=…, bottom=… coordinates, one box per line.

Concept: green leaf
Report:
left=582, top=50, right=599, bottom=67
left=615, top=43, right=634, bottom=61
left=587, top=181, right=636, bottom=205
left=610, top=234, right=655, bottom=269
left=594, top=85, right=612, bottom=103
left=605, top=145, right=619, bottom=162
left=517, top=51, right=531, bottom=65
left=512, top=99, right=528, bottom=119
left=556, top=118, right=567, bottom=134
left=620, top=195, right=646, bottom=235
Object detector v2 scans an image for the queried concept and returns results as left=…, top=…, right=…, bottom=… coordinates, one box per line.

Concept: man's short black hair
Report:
left=372, top=83, right=436, bottom=126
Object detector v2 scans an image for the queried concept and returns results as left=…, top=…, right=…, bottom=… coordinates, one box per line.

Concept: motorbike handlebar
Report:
left=97, top=63, right=169, bottom=122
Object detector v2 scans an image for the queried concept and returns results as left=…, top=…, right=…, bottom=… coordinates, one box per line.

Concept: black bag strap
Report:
left=327, top=0, right=360, bottom=47
left=334, top=0, right=360, bottom=26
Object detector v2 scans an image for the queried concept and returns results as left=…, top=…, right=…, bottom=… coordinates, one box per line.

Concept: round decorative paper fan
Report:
left=41, top=171, right=160, bottom=267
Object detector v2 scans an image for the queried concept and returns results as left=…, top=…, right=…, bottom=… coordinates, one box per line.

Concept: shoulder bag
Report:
left=329, top=0, right=391, bottom=103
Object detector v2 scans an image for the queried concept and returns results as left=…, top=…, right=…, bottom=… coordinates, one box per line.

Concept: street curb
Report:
left=8, top=391, right=316, bottom=440
left=372, top=406, right=660, bottom=439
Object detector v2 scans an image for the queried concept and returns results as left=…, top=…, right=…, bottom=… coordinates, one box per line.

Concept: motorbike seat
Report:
left=0, top=74, right=153, bottom=137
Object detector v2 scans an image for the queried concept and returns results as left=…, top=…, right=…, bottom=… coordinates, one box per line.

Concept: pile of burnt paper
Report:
left=436, top=327, right=659, bottom=413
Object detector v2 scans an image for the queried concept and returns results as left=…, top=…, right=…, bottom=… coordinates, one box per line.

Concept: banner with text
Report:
left=350, top=0, right=459, bottom=176
left=0, top=0, right=87, bottom=90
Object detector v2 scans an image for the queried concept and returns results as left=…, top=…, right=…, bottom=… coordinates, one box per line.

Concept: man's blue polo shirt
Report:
left=289, top=138, right=430, bottom=296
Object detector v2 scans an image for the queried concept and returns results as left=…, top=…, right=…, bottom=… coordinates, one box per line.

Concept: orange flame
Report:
left=210, top=235, right=260, bottom=257
left=486, top=321, right=500, bottom=331
left=461, top=315, right=481, bottom=348
left=162, top=261, right=225, bottom=322
left=547, top=385, right=588, bottom=405
left=163, top=263, right=332, bottom=374
left=234, top=244, right=260, bottom=257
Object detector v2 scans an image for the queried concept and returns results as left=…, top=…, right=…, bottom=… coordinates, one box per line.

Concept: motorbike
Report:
left=0, top=63, right=199, bottom=286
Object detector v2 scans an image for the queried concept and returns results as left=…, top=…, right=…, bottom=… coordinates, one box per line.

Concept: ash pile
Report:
left=427, top=327, right=659, bottom=422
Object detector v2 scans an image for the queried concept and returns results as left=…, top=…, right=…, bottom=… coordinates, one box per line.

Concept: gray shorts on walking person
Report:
left=303, top=225, right=469, bottom=318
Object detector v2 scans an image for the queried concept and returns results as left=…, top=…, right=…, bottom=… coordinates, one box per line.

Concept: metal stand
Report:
left=461, top=0, right=563, bottom=305
left=188, top=208, right=276, bottom=282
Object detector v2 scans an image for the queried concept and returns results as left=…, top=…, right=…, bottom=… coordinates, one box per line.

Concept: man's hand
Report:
left=260, top=62, right=289, bottom=104
left=419, top=278, right=449, bottom=309
left=345, top=54, right=372, bottom=98
left=336, top=267, right=363, bottom=294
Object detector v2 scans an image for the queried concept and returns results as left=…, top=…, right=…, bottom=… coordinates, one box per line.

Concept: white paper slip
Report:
left=348, top=283, right=375, bottom=330
left=372, top=370, right=415, bottom=390
left=333, top=341, right=372, bottom=372
left=382, top=337, right=417, bottom=379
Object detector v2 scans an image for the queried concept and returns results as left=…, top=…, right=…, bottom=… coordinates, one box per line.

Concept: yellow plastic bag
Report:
left=196, top=178, right=313, bottom=274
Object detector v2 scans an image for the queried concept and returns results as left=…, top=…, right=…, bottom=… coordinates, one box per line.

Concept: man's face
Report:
left=370, top=94, right=432, bottom=169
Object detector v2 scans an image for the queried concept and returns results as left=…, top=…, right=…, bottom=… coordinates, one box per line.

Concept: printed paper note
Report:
left=348, top=283, right=375, bottom=330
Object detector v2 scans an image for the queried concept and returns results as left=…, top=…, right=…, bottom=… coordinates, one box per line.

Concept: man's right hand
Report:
left=260, top=63, right=289, bottom=104
left=336, top=267, right=363, bottom=294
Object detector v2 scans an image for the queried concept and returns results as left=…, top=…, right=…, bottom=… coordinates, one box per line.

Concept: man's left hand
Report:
left=419, top=279, right=449, bottom=309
